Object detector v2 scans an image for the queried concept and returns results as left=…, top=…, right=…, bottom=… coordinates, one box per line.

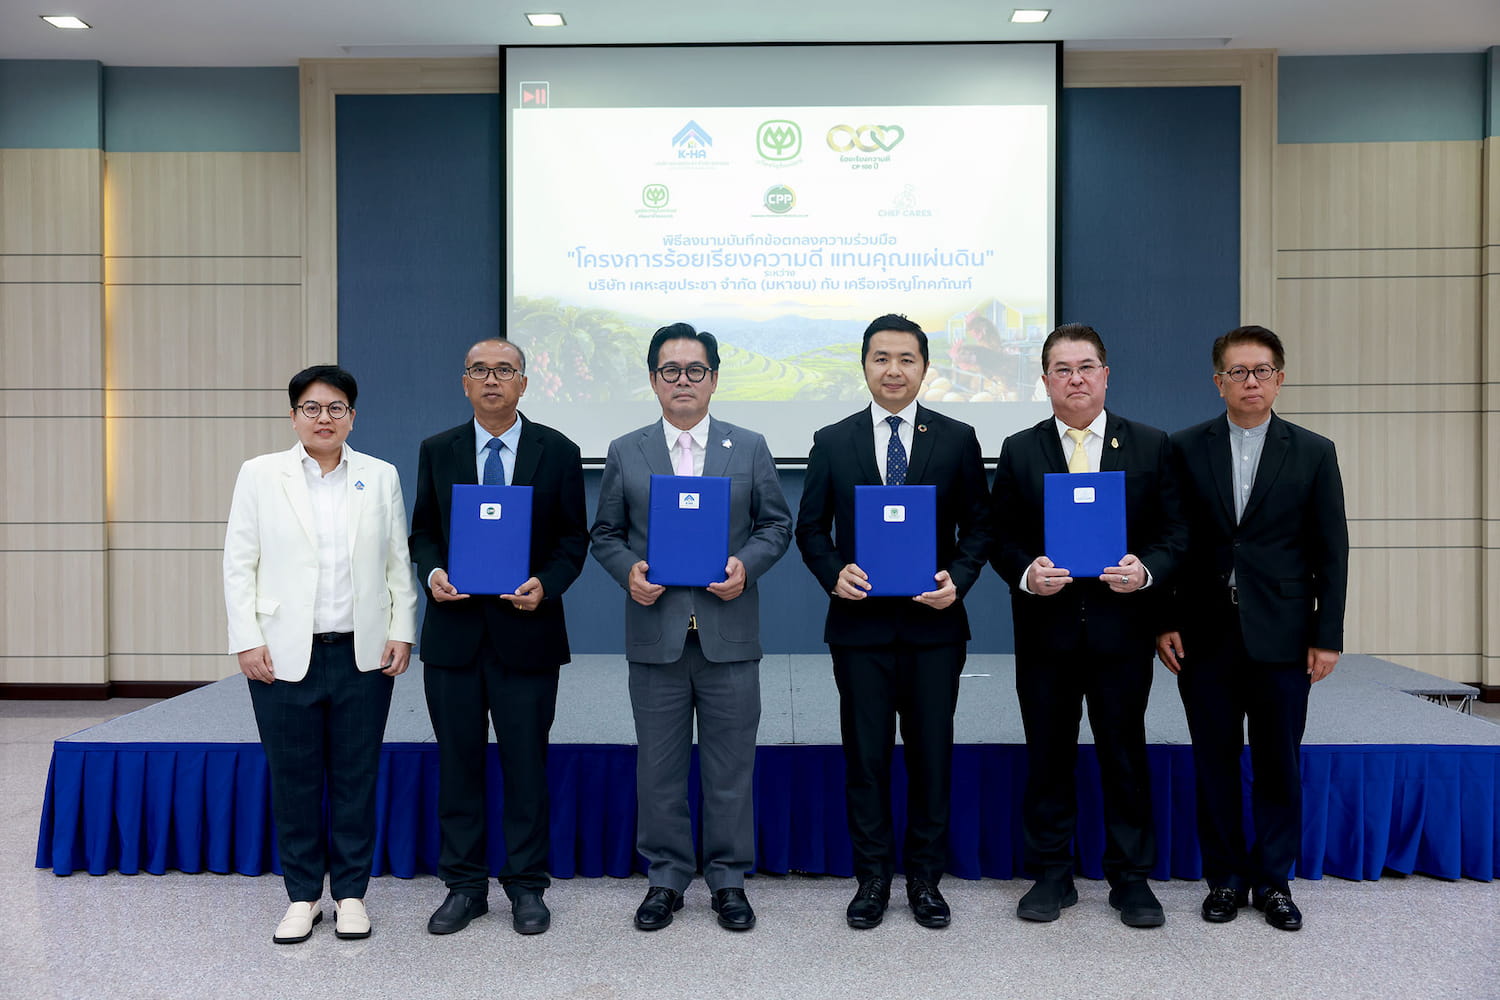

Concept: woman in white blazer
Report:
left=223, top=365, right=418, bottom=943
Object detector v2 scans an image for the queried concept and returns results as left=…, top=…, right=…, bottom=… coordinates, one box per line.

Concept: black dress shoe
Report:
left=1201, top=886, right=1249, bottom=923
left=1109, top=880, right=1165, bottom=928
left=1253, top=887, right=1303, bottom=931
left=906, top=878, right=951, bottom=929
left=510, top=892, right=551, bottom=935
left=846, top=876, right=890, bottom=929
left=710, top=887, right=756, bottom=931
left=634, top=886, right=684, bottom=931
left=1016, top=877, right=1077, bottom=922
left=428, top=890, right=488, bottom=935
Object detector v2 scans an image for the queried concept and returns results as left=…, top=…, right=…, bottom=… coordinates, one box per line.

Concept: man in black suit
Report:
left=796, top=314, right=991, bottom=930
left=409, top=337, right=588, bottom=936
left=990, top=323, right=1186, bottom=927
left=1156, top=325, right=1347, bottom=932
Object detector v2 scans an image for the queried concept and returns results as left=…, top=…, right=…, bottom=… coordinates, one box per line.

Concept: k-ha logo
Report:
left=672, top=120, right=712, bottom=159
left=763, top=184, right=796, bottom=214
left=826, top=124, right=906, bottom=152
left=642, top=184, right=670, bottom=209
left=756, top=120, right=801, bottom=161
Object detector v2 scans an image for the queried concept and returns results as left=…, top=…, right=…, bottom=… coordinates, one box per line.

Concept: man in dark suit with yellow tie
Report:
left=409, top=337, right=588, bottom=936
left=989, top=323, right=1186, bottom=927
left=1156, top=325, right=1348, bottom=931
left=796, top=314, right=991, bottom=930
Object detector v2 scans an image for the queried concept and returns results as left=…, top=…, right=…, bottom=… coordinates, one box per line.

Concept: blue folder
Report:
left=647, top=475, right=731, bottom=586
left=1044, top=471, right=1126, bottom=578
left=448, top=484, right=533, bottom=595
left=854, top=484, right=937, bottom=597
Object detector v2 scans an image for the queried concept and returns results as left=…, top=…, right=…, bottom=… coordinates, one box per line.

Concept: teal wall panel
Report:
left=102, top=67, right=299, bottom=152
left=0, top=59, right=101, bottom=148
left=1279, top=53, right=1486, bottom=144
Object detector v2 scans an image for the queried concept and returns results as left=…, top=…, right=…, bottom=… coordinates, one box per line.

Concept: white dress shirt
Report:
left=1054, top=411, right=1108, bottom=473
left=663, top=414, right=711, bottom=477
left=870, top=399, right=919, bottom=484
left=298, top=442, right=355, bottom=634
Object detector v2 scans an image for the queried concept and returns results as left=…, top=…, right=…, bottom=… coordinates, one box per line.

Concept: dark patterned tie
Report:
left=483, top=438, right=506, bottom=486
left=885, top=414, right=907, bottom=486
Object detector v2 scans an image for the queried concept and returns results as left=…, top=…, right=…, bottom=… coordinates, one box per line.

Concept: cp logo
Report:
left=826, top=124, right=906, bottom=153
left=642, top=184, right=669, bottom=209
left=757, top=120, right=802, bottom=160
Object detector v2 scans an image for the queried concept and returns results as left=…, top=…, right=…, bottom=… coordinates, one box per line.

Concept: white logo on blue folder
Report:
left=1073, top=487, right=1096, bottom=504
left=883, top=505, right=905, bottom=522
left=480, top=503, right=503, bottom=519
left=678, top=492, right=700, bottom=510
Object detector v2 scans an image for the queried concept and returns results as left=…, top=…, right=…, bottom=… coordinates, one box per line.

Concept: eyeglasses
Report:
left=465, top=364, right=524, bottom=381
left=1046, top=363, right=1103, bottom=381
left=654, top=364, right=713, bottom=383
left=1217, top=365, right=1280, bottom=382
left=296, top=400, right=351, bottom=420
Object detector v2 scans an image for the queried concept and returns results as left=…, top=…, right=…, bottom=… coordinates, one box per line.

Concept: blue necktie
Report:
left=885, top=414, right=907, bottom=486
left=483, top=437, right=506, bottom=486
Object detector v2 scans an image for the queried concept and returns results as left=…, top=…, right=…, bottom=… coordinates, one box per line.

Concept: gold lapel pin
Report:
left=917, top=424, right=928, bottom=433
left=1111, top=437, right=1119, bottom=449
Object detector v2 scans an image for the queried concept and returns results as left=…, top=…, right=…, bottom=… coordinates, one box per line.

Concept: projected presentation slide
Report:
left=505, top=43, right=1057, bottom=457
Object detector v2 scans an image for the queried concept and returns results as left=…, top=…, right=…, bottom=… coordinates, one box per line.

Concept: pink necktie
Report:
left=675, top=431, right=695, bottom=476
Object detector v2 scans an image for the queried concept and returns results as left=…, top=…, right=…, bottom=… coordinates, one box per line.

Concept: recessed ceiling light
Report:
left=1010, top=9, right=1050, bottom=23
left=41, top=14, right=91, bottom=29
left=525, top=12, right=566, bottom=27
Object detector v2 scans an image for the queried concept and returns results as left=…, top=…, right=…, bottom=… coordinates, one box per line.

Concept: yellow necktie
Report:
left=1066, top=427, right=1090, bottom=473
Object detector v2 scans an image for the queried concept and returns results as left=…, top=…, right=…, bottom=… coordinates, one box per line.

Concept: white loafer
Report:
left=273, top=900, right=322, bottom=944
left=335, top=898, right=371, bottom=940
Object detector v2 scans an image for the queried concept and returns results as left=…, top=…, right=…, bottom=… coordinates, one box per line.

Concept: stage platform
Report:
left=36, top=654, right=1499, bottom=883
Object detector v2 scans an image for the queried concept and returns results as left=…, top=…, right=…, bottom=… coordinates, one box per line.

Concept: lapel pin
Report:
left=354, top=480, right=366, bottom=490
left=917, top=424, right=928, bottom=433
left=721, top=439, right=732, bottom=448
left=1110, top=437, right=1119, bottom=449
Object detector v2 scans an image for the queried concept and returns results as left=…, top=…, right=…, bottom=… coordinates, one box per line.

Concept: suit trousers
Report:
left=247, top=635, right=394, bottom=902
left=1015, top=647, right=1155, bottom=884
left=831, top=642, right=964, bottom=883
left=424, top=633, right=560, bottom=900
left=1177, top=602, right=1310, bottom=893
left=629, top=633, right=761, bottom=892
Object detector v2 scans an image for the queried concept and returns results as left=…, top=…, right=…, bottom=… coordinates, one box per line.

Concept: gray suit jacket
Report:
left=590, top=417, right=792, bottom=664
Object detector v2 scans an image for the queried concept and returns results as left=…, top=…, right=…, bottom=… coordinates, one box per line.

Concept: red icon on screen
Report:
left=520, top=82, right=549, bottom=107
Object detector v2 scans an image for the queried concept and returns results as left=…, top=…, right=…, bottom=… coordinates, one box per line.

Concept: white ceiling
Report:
left=1, top=0, right=1496, bottom=65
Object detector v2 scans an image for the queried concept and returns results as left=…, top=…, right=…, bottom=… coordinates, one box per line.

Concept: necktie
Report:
left=885, top=415, right=907, bottom=485
left=483, top=437, right=506, bottom=485
left=1066, top=427, right=1090, bottom=474
left=675, top=430, right=695, bottom=477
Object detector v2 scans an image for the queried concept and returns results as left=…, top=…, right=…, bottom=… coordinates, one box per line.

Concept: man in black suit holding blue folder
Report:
left=796, top=314, right=991, bottom=930
left=989, top=323, right=1186, bottom=927
left=590, top=324, right=792, bottom=933
left=409, top=337, right=588, bottom=937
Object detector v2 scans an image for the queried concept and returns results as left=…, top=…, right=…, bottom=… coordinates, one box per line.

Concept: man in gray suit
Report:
left=591, top=323, right=792, bottom=933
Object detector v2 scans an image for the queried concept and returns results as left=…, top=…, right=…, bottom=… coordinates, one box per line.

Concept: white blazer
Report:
left=223, top=444, right=419, bottom=682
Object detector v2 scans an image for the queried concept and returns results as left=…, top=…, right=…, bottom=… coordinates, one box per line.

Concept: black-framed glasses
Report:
left=1217, top=365, right=1280, bottom=382
left=296, top=400, right=351, bottom=420
left=1046, top=363, right=1103, bottom=381
left=464, top=364, right=524, bottom=381
left=654, top=364, right=713, bottom=383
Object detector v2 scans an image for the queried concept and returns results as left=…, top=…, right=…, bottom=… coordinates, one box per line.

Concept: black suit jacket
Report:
left=1165, top=412, right=1348, bottom=663
left=990, top=411, right=1186, bottom=659
left=796, top=405, right=992, bottom=647
left=409, top=415, right=588, bottom=671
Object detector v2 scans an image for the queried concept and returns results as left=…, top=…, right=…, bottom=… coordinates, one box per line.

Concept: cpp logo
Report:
left=479, top=504, right=503, bottom=520
left=757, top=120, right=801, bottom=160
left=763, top=185, right=796, bottom=214
left=678, top=492, right=700, bottom=510
left=826, top=124, right=906, bottom=152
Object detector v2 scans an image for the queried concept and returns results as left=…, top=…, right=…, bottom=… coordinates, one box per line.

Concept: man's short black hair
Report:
left=647, top=322, right=720, bottom=371
left=1212, top=325, right=1285, bottom=372
left=860, top=314, right=929, bottom=365
left=288, top=364, right=358, bottom=410
left=467, top=337, right=527, bottom=374
left=1040, top=323, right=1107, bottom=371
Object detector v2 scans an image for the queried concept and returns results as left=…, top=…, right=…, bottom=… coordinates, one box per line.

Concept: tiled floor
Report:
left=4, top=697, right=1498, bottom=1000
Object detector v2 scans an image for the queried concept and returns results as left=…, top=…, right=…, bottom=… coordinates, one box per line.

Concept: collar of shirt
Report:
left=1230, top=413, right=1271, bottom=440
left=661, top=413, right=711, bottom=453
left=1053, top=410, right=1108, bottom=446
left=474, top=414, right=524, bottom=459
left=869, top=398, right=920, bottom=429
left=295, top=441, right=350, bottom=478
